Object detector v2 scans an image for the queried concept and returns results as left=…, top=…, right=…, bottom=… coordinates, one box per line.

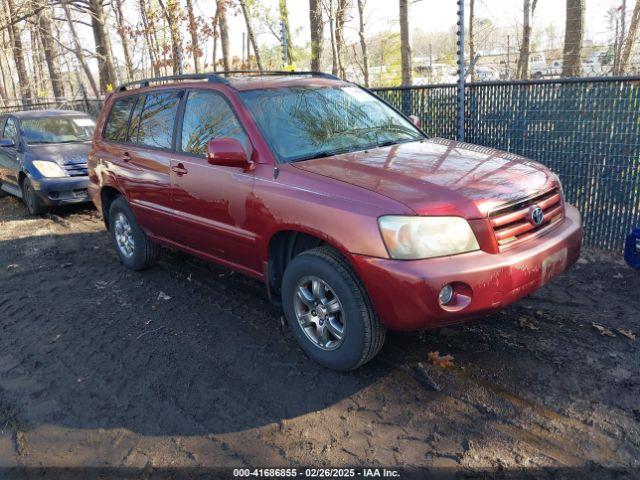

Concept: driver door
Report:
left=169, top=89, right=259, bottom=273
left=0, top=117, right=21, bottom=191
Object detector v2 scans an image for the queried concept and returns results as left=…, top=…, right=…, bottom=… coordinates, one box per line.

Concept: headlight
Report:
left=32, top=160, right=66, bottom=178
left=378, top=216, right=480, bottom=259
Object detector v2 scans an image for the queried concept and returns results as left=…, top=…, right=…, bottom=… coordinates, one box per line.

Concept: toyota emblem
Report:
left=529, top=206, right=545, bottom=226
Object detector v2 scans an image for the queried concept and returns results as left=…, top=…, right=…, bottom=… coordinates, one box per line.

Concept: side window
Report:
left=3, top=118, right=18, bottom=145
left=180, top=90, right=248, bottom=157
left=137, top=91, right=181, bottom=149
left=127, top=95, right=145, bottom=143
left=104, top=96, right=137, bottom=142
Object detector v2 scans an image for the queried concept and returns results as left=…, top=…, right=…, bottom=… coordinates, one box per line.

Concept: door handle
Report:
left=171, top=163, right=188, bottom=176
left=122, top=151, right=131, bottom=162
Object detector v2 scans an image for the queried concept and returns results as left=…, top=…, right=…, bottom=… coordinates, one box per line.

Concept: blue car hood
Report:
left=27, top=142, right=91, bottom=166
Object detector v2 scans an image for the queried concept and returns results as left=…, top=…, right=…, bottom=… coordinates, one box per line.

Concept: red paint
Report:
left=88, top=77, right=582, bottom=331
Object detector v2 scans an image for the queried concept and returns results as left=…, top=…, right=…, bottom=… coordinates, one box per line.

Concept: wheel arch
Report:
left=265, top=227, right=354, bottom=302
left=100, top=185, right=124, bottom=230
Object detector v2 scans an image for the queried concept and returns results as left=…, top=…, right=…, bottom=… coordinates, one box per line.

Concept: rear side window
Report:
left=3, top=118, right=18, bottom=144
left=180, top=90, right=247, bottom=156
left=104, top=96, right=137, bottom=142
left=137, top=91, right=181, bottom=149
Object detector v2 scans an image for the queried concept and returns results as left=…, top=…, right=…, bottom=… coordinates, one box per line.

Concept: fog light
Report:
left=439, top=284, right=454, bottom=305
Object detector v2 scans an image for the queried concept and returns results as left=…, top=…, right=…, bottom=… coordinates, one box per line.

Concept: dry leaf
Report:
left=617, top=328, right=636, bottom=341
left=157, top=291, right=172, bottom=301
left=519, top=317, right=540, bottom=330
left=427, top=351, right=454, bottom=368
left=592, top=323, right=616, bottom=337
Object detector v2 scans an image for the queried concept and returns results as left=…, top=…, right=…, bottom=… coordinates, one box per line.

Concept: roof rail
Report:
left=116, top=70, right=342, bottom=92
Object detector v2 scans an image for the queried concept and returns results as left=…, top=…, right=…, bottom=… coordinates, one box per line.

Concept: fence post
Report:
left=456, top=0, right=465, bottom=141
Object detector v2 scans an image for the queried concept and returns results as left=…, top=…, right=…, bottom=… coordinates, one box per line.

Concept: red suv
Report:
left=88, top=72, right=582, bottom=370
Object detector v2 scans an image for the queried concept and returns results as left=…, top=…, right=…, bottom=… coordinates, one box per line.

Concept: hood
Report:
left=292, top=138, right=557, bottom=218
left=27, top=142, right=91, bottom=166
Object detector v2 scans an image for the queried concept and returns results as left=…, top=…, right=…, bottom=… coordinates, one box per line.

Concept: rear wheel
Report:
left=21, top=177, right=48, bottom=215
left=108, top=196, right=160, bottom=270
left=282, top=246, right=386, bottom=371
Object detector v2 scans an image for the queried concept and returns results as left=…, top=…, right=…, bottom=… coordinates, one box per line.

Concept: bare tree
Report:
left=87, top=0, right=118, bottom=91
left=239, top=0, right=263, bottom=70
left=399, top=0, right=411, bottom=86
left=62, top=0, right=100, bottom=97
left=216, top=0, right=230, bottom=71
left=516, top=0, right=537, bottom=79
left=561, top=0, right=584, bottom=77
left=309, top=0, right=323, bottom=71
left=5, top=0, right=33, bottom=101
left=34, top=0, right=65, bottom=98
left=138, top=0, right=161, bottom=77
left=326, top=0, right=339, bottom=76
left=335, top=0, right=349, bottom=78
left=113, top=0, right=134, bottom=79
left=356, top=0, right=369, bottom=86
left=619, top=0, right=640, bottom=74
left=185, top=0, right=200, bottom=73
left=157, top=0, right=183, bottom=75
left=279, top=0, right=294, bottom=64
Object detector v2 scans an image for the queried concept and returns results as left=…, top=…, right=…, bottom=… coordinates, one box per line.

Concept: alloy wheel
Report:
left=293, top=275, right=345, bottom=351
left=114, top=212, right=135, bottom=258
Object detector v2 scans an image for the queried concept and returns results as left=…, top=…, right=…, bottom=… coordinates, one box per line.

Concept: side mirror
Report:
left=408, top=115, right=422, bottom=129
left=206, top=138, right=252, bottom=170
left=0, top=138, right=15, bottom=148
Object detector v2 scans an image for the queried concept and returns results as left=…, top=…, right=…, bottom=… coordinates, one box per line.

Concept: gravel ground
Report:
left=0, top=195, right=638, bottom=479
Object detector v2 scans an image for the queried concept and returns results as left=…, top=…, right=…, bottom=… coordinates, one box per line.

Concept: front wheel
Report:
left=21, top=177, right=48, bottom=215
left=282, top=246, right=386, bottom=371
left=108, top=196, right=160, bottom=270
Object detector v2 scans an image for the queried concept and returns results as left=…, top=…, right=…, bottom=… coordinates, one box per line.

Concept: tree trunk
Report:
left=327, top=0, right=338, bottom=76
left=309, top=0, right=323, bottom=71
left=34, top=0, right=64, bottom=98
left=88, top=0, right=117, bottom=92
left=185, top=0, right=200, bottom=73
left=5, top=0, right=33, bottom=102
left=619, top=0, right=640, bottom=74
left=113, top=0, right=134, bottom=79
left=138, top=0, right=161, bottom=77
left=469, top=0, right=476, bottom=81
left=516, top=0, right=535, bottom=79
left=239, top=0, right=263, bottom=71
left=561, top=0, right=584, bottom=77
left=217, top=0, right=230, bottom=71
left=279, top=0, right=294, bottom=64
left=62, top=0, right=100, bottom=97
left=399, top=0, right=412, bottom=86
left=158, top=0, right=183, bottom=75
left=356, top=0, right=369, bottom=86
left=335, top=0, right=348, bottom=78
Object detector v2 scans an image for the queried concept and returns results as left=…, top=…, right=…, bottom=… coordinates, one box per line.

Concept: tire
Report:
left=21, top=177, right=48, bottom=215
left=0, top=184, right=8, bottom=198
left=108, top=196, right=160, bottom=270
left=282, top=246, right=386, bottom=371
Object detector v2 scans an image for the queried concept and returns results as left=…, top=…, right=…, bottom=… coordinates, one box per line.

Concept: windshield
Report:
left=240, top=85, right=425, bottom=163
left=22, top=116, right=95, bottom=144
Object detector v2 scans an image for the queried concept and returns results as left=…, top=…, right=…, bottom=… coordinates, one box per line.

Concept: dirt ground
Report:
left=0, top=194, right=638, bottom=480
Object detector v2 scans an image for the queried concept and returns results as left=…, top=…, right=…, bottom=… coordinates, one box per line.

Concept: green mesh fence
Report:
left=374, top=78, right=640, bottom=252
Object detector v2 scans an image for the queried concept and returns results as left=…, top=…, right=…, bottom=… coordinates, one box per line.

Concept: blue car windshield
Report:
left=239, top=85, right=425, bottom=163
left=22, top=116, right=95, bottom=144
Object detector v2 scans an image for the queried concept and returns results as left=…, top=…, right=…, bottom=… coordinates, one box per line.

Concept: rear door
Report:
left=168, top=89, right=259, bottom=272
left=100, top=91, right=182, bottom=236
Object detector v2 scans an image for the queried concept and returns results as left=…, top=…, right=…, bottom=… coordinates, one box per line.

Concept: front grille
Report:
left=62, top=163, right=88, bottom=176
left=489, top=188, right=564, bottom=248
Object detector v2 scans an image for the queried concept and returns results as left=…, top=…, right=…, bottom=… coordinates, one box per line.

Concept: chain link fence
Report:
left=375, top=77, right=640, bottom=251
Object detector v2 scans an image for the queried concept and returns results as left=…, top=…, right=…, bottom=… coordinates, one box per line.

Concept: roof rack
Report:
left=116, top=70, right=341, bottom=92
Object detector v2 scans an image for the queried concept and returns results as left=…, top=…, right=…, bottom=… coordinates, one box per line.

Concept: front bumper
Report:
left=30, top=176, right=91, bottom=206
left=351, top=204, right=583, bottom=330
